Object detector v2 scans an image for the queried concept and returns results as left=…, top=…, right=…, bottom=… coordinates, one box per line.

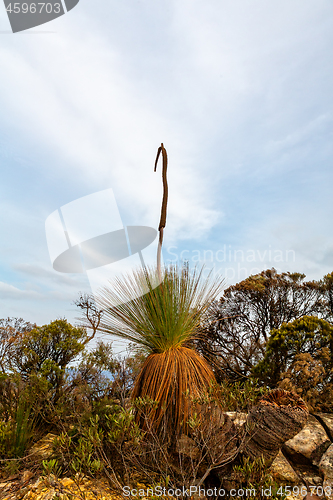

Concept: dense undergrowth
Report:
left=1, top=267, right=333, bottom=497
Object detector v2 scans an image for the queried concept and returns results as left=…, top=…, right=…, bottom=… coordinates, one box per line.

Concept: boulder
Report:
left=319, top=443, right=333, bottom=499
left=314, top=413, right=333, bottom=442
left=319, top=443, right=333, bottom=478
left=283, top=416, right=331, bottom=466
left=269, top=450, right=300, bottom=483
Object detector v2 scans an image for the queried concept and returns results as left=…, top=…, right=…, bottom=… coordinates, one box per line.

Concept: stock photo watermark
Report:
left=45, top=189, right=297, bottom=301
left=122, top=484, right=318, bottom=498
left=2, top=0, right=80, bottom=33
left=45, top=188, right=162, bottom=305
left=166, top=245, right=296, bottom=281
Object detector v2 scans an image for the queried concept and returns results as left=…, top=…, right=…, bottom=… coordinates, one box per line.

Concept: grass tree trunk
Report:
left=242, top=389, right=309, bottom=465
left=132, top=346, right=216, bottom=439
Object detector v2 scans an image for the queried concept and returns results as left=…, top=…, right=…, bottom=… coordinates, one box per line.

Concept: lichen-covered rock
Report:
left=314, top=413, right=333, bottom=441
left=319, top=443, right=333, bottom=478
left=224, top=411, right=247, bottom=427
left=0, top=475, right=121, bottom=500
left=269, top=450, right=300, bottom=483
left=319, top=443, right=333, bottom=499
left=283, top=416, right=331, bottom=466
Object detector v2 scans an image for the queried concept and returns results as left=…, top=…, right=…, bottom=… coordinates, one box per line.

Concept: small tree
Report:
left=197, top=269, right=324, bottom=381
left=0, top=317, right=35, bottom=372
left=11, top=319, right=87, bottom=402
left=252, top=316, right=333, bottom=407
left=321, top=272, right=333, bottom=318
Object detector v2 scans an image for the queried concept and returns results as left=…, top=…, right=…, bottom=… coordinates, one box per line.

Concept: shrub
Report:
left=11, top=319, right=87, bottom=403
left=253, top=316, right=333, bottom=410
left=197, top=269, right=325, bottom=381
left=0, top=317, right=35, bottom=372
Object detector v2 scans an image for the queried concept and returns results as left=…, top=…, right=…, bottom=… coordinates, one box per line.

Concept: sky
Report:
left=0, top=0, right=332, bottom=335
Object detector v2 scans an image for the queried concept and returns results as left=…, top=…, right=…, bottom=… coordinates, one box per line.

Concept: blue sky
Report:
left=0, top=0, right=333, bottom=329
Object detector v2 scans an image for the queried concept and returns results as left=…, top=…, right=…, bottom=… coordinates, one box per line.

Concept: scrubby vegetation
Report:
left=197, top=268, right=333, bottom=410
left=1, top=267, right=332, bottom=498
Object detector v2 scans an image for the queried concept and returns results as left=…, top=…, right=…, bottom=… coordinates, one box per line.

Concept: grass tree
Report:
left=96, top=264, right=224, bottom=439
left=95, top=144, right=224, bottom=439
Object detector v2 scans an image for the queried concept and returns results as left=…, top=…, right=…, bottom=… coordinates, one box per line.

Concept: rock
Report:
left=16, top=486, right=29, bottom=498
left=319, top=444, right=333, bottom=478
left=283, top=416, right=331, bottom=466
left=176, top=434, right=200, bottom=459
left=60, top=478, right=75, bottom=488
left=41, top=489, right=56, bottom=500
left=29, top=434, right=58, bottom=461
left=21, top=471, right=34, bottom=484
left=323, top=481, right=333, bottom=500
left=319, top=444, right=333, bottom=499
left=269, top=450, right=300, bottom=483
left=285, top=495, right=304, bottom=500
left=0, top=476, right=115, bottom=500
left=314, top=413, right=333, bottom=441
left=303, top=476, right=322, bottom=486
left=225, top=412, right=247, bottom=427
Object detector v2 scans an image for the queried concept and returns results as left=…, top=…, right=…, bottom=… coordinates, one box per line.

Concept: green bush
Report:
left=52, top=402, right=142, bottom=484
left=216, top=378, right=269, bottom=412
left=0, top=392, right=36, bottom=459
left=11, top=319, right=86, bottom=387
left=253, top=316, right=333, bottom=410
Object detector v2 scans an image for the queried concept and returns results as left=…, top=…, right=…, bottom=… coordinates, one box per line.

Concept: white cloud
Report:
left=0, top=281, right=42, bottom=300
left=0, top=0, right=332, bottom=321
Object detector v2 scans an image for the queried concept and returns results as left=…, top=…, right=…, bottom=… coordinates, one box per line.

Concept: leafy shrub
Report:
left=197, top=269, right=326, bottom=381
left=11, top=319, right=86, bottom=388
left=52, top=393, right=243, bottom=494
left=52, top=402, right=143, bottom=487
left=216, top=379, right=269, bottom=412
left=68, top=341, right=144, bottom=408
left=253, top=316, right=333, bottom=410
left=0, top=317, right=35, bottom=372
left=232, top=456, right=287, bottom=500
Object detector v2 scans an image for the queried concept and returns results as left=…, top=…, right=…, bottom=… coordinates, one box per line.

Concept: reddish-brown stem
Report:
left=154, top=143, right=168, bottom=281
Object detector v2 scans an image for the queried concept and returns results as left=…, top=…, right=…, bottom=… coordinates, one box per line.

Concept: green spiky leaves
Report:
left=96, top=264, right=224, bottom=355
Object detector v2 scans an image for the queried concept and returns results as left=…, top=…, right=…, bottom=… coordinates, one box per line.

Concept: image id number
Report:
left=6, top=3, right=61, bottom=14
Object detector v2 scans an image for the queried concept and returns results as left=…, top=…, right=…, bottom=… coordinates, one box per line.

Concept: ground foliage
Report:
left=1, top=266, right=333, bottom=492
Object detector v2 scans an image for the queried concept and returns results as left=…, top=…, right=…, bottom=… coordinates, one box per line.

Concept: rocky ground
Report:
left=0, top=474, right=120, bottom=500
left=227, top=411, right=333, bottom=499
left=2, top=412, right=333, bottom=500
